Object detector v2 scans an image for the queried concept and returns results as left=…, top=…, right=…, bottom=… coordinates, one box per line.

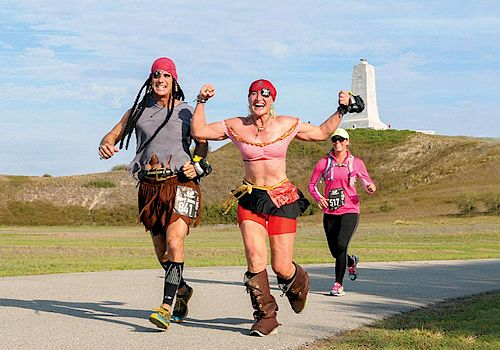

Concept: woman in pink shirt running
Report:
left=191, top=79, right=355, bottom=336
left=308, top=127, right=376, bottom=296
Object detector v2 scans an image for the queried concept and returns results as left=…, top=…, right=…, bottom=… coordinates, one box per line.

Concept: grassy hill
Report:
left=0, top=129, right=498, bottom=225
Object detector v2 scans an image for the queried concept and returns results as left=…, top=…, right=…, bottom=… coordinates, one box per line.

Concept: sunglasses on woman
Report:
left=331, top=137, right=346, bottom=143
left=152, top=70, right=171, bottom=79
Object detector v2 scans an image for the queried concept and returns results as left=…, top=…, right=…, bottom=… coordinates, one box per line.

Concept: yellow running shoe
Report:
left=149, top=307, right=170, bottom=330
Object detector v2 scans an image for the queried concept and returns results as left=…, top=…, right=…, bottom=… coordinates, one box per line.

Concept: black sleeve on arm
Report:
left=193, top=139, right=209, bottom=158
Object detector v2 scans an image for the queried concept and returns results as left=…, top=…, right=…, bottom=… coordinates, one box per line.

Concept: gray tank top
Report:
left=129, top=96, right=194, bottom=180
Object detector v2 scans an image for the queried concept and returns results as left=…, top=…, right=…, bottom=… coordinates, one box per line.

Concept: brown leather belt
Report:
left=141, top=168, right=176, bottom=181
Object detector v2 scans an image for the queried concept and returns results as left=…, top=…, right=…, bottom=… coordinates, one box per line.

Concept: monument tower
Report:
left=341, top=58, right=387, bottom=130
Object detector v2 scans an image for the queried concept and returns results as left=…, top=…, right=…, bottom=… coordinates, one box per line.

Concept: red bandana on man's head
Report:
left=151, top=57, right=178, bottom=81
left=248, top=79, right=277, bottom=101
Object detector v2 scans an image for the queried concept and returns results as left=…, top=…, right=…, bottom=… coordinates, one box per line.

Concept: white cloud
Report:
left=0, top=41, right=13, bottom=49
left=89, top=83, right=129, bottom=109
left=1, top=0, right=499, bottom=176
left=261, top=41, right=291, bottom=58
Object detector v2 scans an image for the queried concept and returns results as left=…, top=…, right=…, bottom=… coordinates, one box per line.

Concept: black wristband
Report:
left=337, top=105, right=348, bottom=115
left=195, top=95, right=208, bottom=104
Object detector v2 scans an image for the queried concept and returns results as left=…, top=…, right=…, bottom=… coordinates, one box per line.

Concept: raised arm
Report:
left=98, top=110, right=130, bottom=159
left=191, top=84, right=227, bottom=141
left=296, top=90, right=351, bottom=141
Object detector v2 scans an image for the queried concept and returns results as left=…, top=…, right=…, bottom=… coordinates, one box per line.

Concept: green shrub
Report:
left=457, top=195, right=478, bottom=215
left=0, top=201, right=137, bottom=226
left=111, top=164, right=128, bottom=171
left=0, top=201, right=92, bottom=226
left=201, top=202, right=237, bottom=225
left=42, top=173, right=52, bottom=177
left=91, top=204, right=137, bottom=225
left=83, top=180, right=116, bottom=188
left=484, top=195, right=500, bottom=215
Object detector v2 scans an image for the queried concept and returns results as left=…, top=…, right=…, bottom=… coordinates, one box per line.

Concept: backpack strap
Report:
left=322, top=154, right=333, bottom=181
left=347, top=155, right=356, bottom=186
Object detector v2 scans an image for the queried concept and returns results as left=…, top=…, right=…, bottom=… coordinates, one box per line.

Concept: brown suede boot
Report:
left=281, top=262, right=310, bottom=314
left=244, top=270, right=280, bottom=337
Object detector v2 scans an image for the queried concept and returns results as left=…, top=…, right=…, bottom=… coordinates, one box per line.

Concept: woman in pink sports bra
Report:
left=191, top=79, right=352, bottom=337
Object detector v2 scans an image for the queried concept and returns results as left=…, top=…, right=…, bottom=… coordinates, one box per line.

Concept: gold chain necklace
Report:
left=251, top=116, right=265, bottom=135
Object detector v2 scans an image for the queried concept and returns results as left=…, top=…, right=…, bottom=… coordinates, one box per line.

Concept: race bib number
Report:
left=174, top=186, right=199, bottom=218
left=328, top=188, right=345, bottom=210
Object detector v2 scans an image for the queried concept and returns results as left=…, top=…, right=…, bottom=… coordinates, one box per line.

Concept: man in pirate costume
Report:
left=191, top=79, right=360, bottom=336
left=98, top=57, right=211, bottom=330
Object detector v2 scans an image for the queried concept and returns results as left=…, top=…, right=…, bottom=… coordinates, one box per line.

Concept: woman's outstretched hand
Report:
left=338, top=90, right=350, bottom=108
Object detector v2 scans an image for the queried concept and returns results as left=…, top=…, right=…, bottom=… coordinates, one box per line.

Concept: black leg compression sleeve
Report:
left=160, top=261, right=184, bottom=306
left=161, top=261, right=187, bottom=290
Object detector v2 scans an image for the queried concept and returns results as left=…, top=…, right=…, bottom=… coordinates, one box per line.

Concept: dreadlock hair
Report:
left=119, top=76, right=185, bottom=153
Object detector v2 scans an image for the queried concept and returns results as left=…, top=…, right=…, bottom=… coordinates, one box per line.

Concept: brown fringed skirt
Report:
left=137, top=176, right=202, bottom=234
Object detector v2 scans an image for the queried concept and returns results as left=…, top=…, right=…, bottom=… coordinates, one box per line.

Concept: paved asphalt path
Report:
left=1, top=259, right=499, bottom=350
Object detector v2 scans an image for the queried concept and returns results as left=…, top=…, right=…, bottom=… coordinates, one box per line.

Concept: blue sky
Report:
left=1, top=0, right=499, bottom=176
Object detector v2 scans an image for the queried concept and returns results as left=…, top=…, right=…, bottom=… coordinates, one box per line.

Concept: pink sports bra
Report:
left=222, top=118, right=301, bottom=161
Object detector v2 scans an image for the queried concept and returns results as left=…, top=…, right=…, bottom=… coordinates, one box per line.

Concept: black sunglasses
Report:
left=152, top=70, right=171, bottom=79
left=250, top=88, right=271, bottom=98
left=331, top=136, right=346, bottom=143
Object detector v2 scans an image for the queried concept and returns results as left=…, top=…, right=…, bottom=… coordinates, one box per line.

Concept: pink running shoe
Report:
left=348, top=254, right=359, bottom=281
left=329, top=282, right=345, bottom=296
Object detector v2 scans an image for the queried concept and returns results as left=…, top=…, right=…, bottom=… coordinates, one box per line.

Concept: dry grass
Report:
left=0, top=130, right=498, bottom=225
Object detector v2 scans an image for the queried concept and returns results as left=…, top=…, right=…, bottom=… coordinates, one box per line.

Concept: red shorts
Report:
left=237, top=205, right=297, bottom=235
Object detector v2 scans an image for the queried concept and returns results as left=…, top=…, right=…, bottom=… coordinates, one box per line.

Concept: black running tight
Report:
left=323, top=213, right=359, bottom=284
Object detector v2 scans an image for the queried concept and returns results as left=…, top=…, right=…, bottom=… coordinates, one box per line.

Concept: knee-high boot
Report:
left=244, top=269, right=280, bottom=336
left=280, top=262, right=310, bottom=314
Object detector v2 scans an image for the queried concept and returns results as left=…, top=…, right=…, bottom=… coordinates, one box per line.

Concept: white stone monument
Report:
left=341, top=58, right=388, bottom=130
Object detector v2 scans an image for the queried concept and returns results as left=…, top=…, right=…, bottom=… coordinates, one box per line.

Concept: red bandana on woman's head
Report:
left=248, top=79, right=277, bottom=101
left=151, top=57, right=178, bottom=81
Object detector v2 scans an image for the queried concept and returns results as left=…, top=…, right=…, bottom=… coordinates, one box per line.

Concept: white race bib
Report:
left=173, top=186, right=199, bottom=218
